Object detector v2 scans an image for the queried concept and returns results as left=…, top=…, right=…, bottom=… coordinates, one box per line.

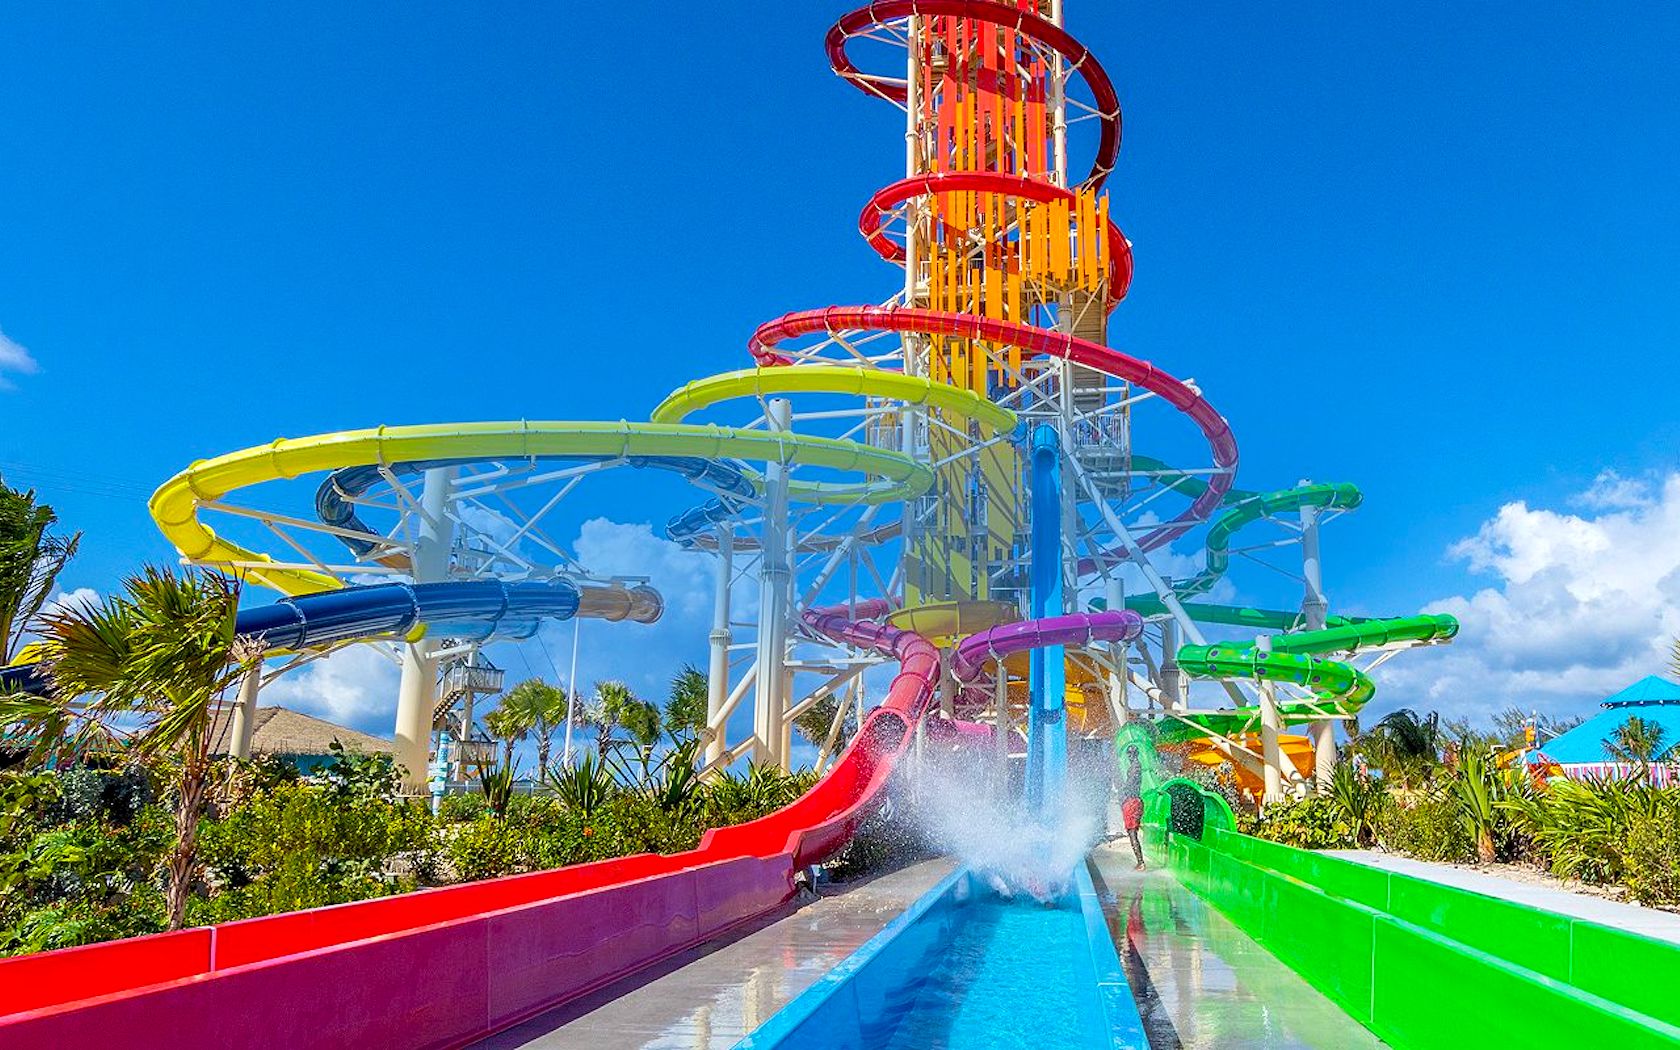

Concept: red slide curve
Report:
left=0, top=607, right=938, bottom=1049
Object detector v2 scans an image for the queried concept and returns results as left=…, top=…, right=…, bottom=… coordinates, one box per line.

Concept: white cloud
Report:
left=260, top=644, right=404, bottom=735
left=1572, top=469, right=1654, bottom=512
left=42, top=587, right=101, bottom=618
left=537, top=517, right=719, bottom=703
left=0, top=328, right=38, bottom=391
left=1378, top=473, right=1680, bottom=722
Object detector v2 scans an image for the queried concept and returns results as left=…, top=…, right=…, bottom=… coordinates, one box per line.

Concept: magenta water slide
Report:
left=0, top=603, right=939, bottom=1048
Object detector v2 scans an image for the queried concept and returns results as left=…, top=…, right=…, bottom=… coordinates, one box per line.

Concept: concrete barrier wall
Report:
left=1152, top=823, right=1680, bottom=1048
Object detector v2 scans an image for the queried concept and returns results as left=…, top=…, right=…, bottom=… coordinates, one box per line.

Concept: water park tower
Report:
left=0, top=0, right=1460, bottom=804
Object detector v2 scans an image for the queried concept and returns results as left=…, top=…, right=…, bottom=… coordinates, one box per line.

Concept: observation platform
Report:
left=1327, top=850, right=1680, bottom=947
left=474, top=859, right=954, bottom=1049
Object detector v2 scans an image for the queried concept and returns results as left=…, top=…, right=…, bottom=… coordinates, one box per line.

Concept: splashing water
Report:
left=903, top=751, right=1101, bottom=904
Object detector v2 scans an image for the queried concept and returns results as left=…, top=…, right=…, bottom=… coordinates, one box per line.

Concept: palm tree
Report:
left=1604, top=715, right=1674, bottom=769
left=482, top=703, right=529, bottom=768
left=1367, top=709, right=1443, bottom=789
left=1669, top=636, right=1680, bottom=681
left=664, top=664, right=708, bottom=745
left=590, top=680, right=662, bottom=779
left=32, top=565, right=258, bottom=930
left=0, top=478, right=81, bottom=664
left=499, top=678, right=568, bottom=770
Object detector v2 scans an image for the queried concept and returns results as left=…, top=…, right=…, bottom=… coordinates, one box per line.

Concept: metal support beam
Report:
left=393, top=466, right=453, bottom=790
left=752, top=399, right=793, bottom=767
left=705, top=526, right=734, bottom=768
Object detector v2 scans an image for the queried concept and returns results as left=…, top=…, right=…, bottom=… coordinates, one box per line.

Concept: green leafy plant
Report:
left=33, top=565, right=260, bottom=929
left=498, top=679, right=569, bottom=770
left=545, top=750, right=615, bottom=817
left=1449, top=747, right=1505, bottom=864
left=1328, top=761, right=1383, bottom=847
left=0, top=477, right=80, bottom=665
left=475, top=762, right=518, bottom=819
left=1250, top=795, right=1353, bottom=850
left=1379, top=795, right=1474, bottom=862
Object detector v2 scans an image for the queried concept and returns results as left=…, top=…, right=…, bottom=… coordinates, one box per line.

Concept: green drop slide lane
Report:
left=1150, top=823, right=1680, bottom=1047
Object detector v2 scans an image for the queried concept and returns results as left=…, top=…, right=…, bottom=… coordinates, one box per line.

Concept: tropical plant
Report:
left=1251, top=795, right=1353, bottom=850
left=1499, top=774, right=1665, bottom=885
left=642, top=739, right=702, bottom=816
left=482, top=704, right=529, bottom=769
left=664, top=665, right=708, bottom=745
left=792, top=691, right=856, bottom=753
left=32, top=566, right=258, bottom=930
left=1379, top=794, right=1473, bottom=863
left=0, top=478, right=81, bottom=664
left=1603, top=715, right=1674, bottom=769
left=1449, top=748, right=1504, bottom=864
left=1363, top=708, right=1444, bottom=788
left=475, top=762, right=518, bottom=819
left=544, top=750, right=615, bottom=817
left=1328, top=761, right=1383, bottom=847
left=592, top=680, right=662, bottom=778
left=499, top=678, right=568, bottom=771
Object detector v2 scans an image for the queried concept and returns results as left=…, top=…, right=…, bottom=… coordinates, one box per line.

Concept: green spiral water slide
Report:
left=1097, top=467, right=1458, bottom=737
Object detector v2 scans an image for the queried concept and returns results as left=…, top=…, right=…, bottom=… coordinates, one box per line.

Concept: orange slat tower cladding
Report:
left=905, top=4, right=1111, bottom=608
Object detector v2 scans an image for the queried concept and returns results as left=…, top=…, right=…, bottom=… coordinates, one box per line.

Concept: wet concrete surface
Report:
left=1091, top=846, right=1386, bottom=1049
left=473, top=858, right=954, bottom=1049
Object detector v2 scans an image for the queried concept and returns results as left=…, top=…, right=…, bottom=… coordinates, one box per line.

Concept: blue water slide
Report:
left=0, top=577, right=609, bottom=697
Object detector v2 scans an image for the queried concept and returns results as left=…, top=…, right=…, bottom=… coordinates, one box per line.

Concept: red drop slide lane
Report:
left=0, top=606, right=938, bottom=1050
left=825, top=0, right=1122, bottom=190
left=749, top=304, right=1240, bottom=569
left=860, top=171, right=1135, bottom=311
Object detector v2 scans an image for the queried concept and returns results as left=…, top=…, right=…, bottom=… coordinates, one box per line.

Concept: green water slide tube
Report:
left=1168, top=614, right=1459, bottom=734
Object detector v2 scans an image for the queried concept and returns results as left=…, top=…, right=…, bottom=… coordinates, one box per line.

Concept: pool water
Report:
left=877, top=895, right=1098, bottom=1049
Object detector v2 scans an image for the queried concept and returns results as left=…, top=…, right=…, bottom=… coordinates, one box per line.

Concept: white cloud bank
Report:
left=0, top=327, right=38, bottom=390
left=260, top=644, right=405, bottom=735
left=1379, top=471, right=1680, bottom=721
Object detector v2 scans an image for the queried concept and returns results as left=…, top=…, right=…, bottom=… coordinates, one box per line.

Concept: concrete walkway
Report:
left=1092, top=847, right=1386, bottom=1049
left=1326, top=850, right=1680, bottom=946
left=474, top=858, right=954, bottom=1050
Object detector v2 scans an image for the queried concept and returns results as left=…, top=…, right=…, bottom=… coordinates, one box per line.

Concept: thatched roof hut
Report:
left=211, top=706, right=392, bottom=760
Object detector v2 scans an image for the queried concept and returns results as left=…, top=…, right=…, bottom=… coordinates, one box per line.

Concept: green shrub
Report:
left=1380, top=796, right=1474, bottom=862
left=1624, top=804, right=1680, bottom=906
left=436, top=791, right=488, bottom=824
left=0, top=769, right=172, bottom=955
left=1252, top=796, right=1354, bottom=850
left=194, top=781, right=437, bottom=922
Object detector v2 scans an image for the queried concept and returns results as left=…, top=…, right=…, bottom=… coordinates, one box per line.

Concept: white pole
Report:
left=393, top=466, right=454, bottom=792
left=1257, top=633, right=1285, bottom=805
left=1105, top=577, right=1127, bottom=725
left=705, top=526, right=734, bottom=768
left=229, top=663, right=262, bottom=760
left=561, top=614, right=582, bottom=768
left=1299, top=492, right=1336, bottom=793
left=753, top=398, right=793, bottom=767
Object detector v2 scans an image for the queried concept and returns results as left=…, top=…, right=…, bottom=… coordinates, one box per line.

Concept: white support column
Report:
left=561, top=616, right=581, bottom=768
left=1256, top=633, right=1284, bottom=806
left=394, top=466, right=454, bottom=791
left=705, top=526, right=734, bottom=768
left=1160, top=615, right=1185, bottom=711
left=229, top=663, right=262, bottom=760
left=753, top=399, right=793, bottom=768
left=1105, top=577, right=1127, bottom=725
left=993, top=666, right=1011, bottom=766
left=938, top=650, right=955, bottom=719
left=1300, top=494, right=1336, bottom=793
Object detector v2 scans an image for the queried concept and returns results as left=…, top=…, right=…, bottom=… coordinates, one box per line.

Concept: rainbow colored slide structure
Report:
left=0, top=1, right=1481, bottom=1046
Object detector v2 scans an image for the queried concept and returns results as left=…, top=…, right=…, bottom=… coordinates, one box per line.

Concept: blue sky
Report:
left=3, top=2, right=1678, bottom=736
